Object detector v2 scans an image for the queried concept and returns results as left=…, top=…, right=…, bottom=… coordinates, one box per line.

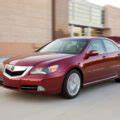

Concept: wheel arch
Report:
left=63, top=67, right=84, bottom=87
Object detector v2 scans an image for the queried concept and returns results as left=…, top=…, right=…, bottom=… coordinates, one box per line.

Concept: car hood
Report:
left=5, top=53, right=75, bottom=66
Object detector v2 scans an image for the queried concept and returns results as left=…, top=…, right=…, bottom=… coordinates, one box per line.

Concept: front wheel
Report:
left=61, top=70, right=82, bottom=99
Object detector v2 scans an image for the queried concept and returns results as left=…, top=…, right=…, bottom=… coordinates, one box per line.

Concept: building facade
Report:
left=0, top=0, right=69, bottom=56
left=0, top=0, right=119, bottom=56
left=69, top=0, right=104, bottom=36
left=104, top=5, right=120, bottom=36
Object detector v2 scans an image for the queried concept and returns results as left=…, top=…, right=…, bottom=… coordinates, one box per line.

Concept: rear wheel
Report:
left=62, top=70, right=82, bottom=99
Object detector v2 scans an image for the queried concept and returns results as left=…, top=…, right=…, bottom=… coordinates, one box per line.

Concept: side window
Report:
left=103, top=39, right=119, bottom=53
left=88, top=40, right=105, bottom=54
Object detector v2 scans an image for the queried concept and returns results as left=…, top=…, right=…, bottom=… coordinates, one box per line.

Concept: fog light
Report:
left=37, top=86, right=45, bottom=92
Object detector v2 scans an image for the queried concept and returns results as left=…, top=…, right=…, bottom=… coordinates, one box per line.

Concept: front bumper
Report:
left=2, top=74, right=63, bottom=94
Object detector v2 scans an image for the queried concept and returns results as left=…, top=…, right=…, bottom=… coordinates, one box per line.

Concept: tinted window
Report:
left=39, top=39, right=88, bottom=54
left=88, top=39, right=105, bottom=54
left=103, top=39, right=119, bottom=53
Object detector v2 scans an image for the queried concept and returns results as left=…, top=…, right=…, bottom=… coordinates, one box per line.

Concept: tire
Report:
left=115, top=78, right=120, bottom=83
left=61, top=69, right=82, bottom=99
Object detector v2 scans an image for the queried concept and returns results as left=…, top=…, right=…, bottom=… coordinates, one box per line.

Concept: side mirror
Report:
left=85, top=50, right=99, bottom=59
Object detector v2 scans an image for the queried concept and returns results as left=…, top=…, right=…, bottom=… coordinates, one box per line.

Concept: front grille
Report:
left=5, top=69, right=25, bottom=77
left=4, top=64, right=32, bottom=78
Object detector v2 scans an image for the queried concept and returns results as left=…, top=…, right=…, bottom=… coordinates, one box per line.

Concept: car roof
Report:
left=57, top=36, right=108, bottom=41
left=55, top=37, right=120, bottom=47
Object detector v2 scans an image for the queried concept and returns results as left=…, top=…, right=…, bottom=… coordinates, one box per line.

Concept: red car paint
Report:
left=2, top=37, right=120, bottom=94
left=106, top=36, right=120, bottom=44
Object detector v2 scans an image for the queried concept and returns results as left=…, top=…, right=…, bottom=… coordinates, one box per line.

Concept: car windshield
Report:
left=38, top=39, right=88, bottom=54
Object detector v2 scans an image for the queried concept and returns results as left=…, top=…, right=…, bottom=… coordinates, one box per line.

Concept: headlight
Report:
left=30, top=65, right=59, bottom=75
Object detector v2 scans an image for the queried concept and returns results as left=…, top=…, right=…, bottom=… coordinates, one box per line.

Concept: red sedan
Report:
left=2, top=37, right=120, bottom=99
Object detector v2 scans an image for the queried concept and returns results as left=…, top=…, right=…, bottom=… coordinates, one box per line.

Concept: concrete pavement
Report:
left=0, top=81, right=120, bottom=120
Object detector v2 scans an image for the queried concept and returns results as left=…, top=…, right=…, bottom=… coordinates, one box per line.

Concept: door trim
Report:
left=83, top=75, right=118, bottom=86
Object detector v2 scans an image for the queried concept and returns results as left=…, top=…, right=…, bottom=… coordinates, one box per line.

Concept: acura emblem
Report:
left=11, top=66, right=15, bottom=71
left=7, top=65, right=15, bottom=71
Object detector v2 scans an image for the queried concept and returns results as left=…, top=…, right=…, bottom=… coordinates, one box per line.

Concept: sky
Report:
left=88, top=0, right=120, bottom=8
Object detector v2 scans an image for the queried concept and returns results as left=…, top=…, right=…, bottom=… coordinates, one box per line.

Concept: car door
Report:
left=102, top=39, right=120, bottom=78
left=83, top=39, right=111, bottom=84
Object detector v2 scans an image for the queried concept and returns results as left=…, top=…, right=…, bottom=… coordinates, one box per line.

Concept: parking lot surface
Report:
left=0, top=81, right=120, bottom=120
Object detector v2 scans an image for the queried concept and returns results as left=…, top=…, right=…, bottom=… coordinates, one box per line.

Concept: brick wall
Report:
left=0, top=0, right=53, bottom=56
left=0, top=0, right=70, bottom=56
left=0, top=0, right=52, bottom=44
left=0, top=42, right=43, bottom=56
left=104, top=6, right=120, bottom=36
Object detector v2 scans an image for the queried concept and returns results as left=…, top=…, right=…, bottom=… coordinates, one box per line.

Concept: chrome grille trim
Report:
left=3, top=64, right=33, bottom=79
left=5, top=64, right=28, bottom=72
